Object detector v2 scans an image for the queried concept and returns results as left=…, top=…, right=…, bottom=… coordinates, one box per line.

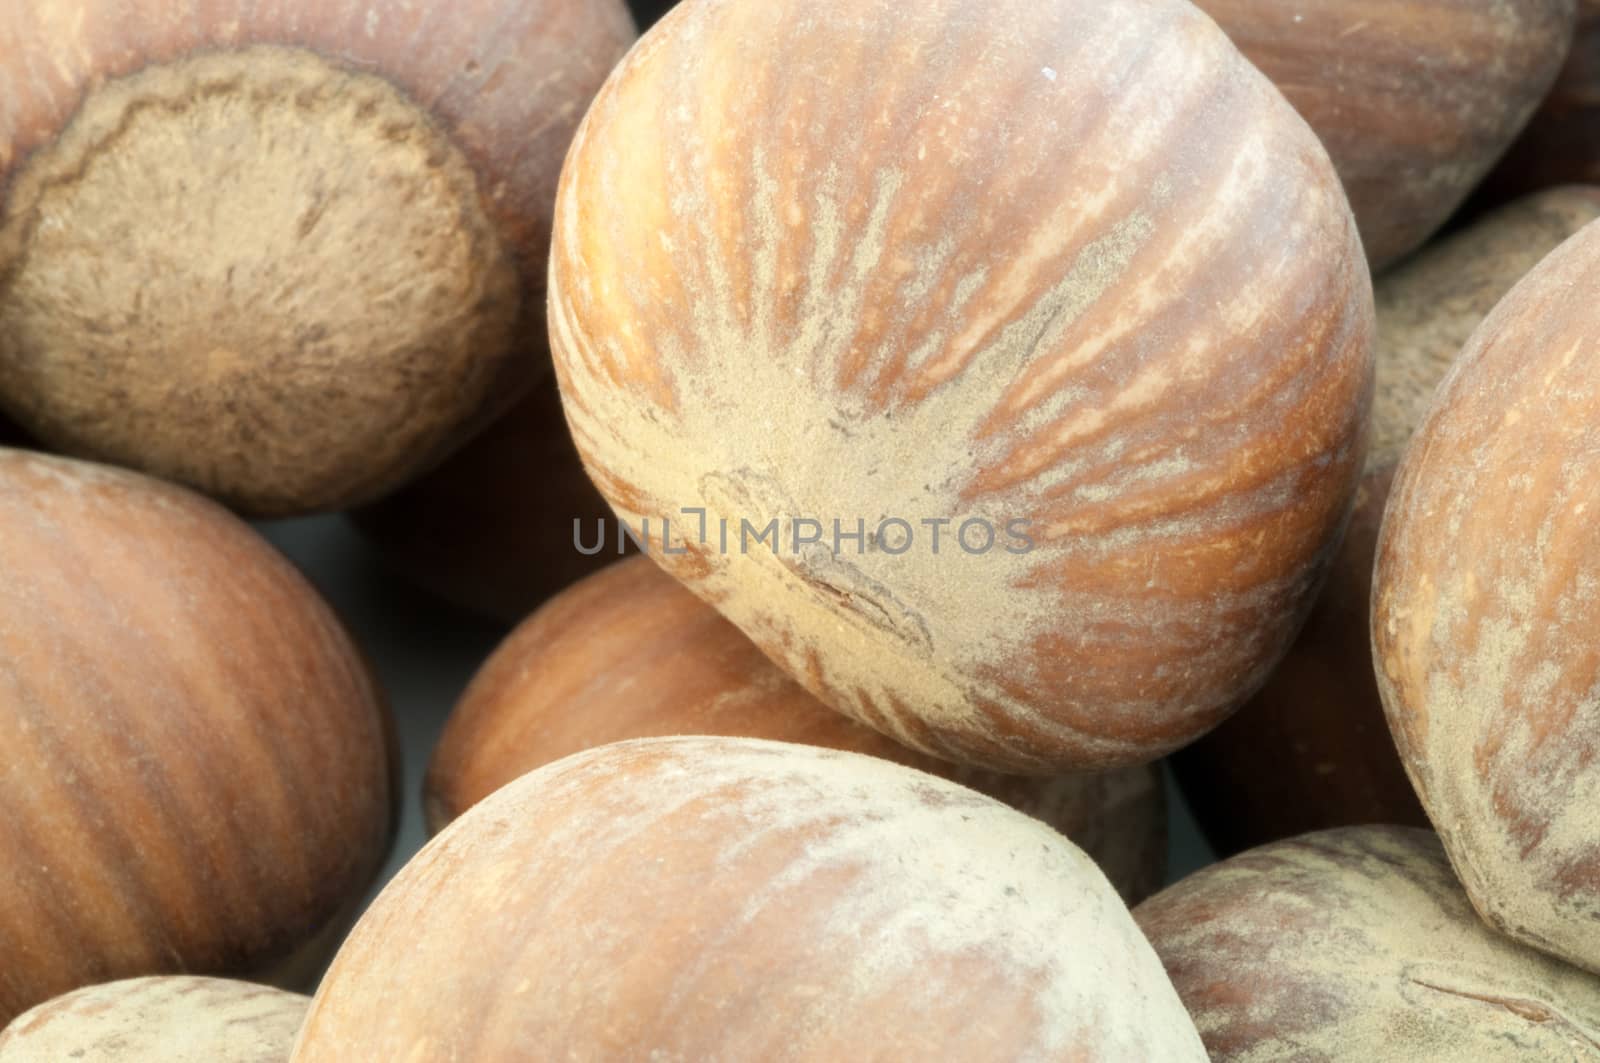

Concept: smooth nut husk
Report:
left=1373, top=219, right=1600, bottom=973
left=0, top=448, right=397, bottom=1025
left=295, top=736, right=1205, bottom=1060
left=549, top=0, right=1374, bottom=775
left=426, top=554, right=1168, bottom=903
left=0, top=0, right=634, bottom=516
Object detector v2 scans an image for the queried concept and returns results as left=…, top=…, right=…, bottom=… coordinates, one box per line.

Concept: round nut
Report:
left=1373, top=218, right=1600, bottom=973
left=550, top=0, right=1374, bottom=774
left=0, top=977, right=309, bottom=1063
left=0, top=448, right=396, bottom=1024
left=427, top=554, right=1169, bottom=902
left=0, top=0, right=634, bottom=515
left=1137, top=826, right=1600, bottom=1060
left=1174, top=187, right=1600, bottom=856
left=296, top=736, right=1204, bottom=1060
left=349, top=374, right=626, bottom=623
left=1193, top=0, right=1577, bottom=268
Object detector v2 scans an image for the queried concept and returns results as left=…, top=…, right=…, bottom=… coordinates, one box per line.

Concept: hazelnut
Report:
left=1479, top=0, right=1600, bottom=204
left=0, top=977, right=308, bottom=1062
left=1174, top=187, right=1600, bottom=856
left=548, top=0, right=1374, bottom=774
left=1194, top=0, right=1577, bottom=268
left=427, top=554, right=1168, bottom=903
left=0, top=0, right=634, bottom=515
left=1138, top=826, right=1600, bottom=1059
left=348, top=374, right=626, bottom=624
left=1374, top=217, right=1600, bottom=972
left=0, top=448, right=396, bottom=1024
left=295, top=737, right=1204, bottom=1060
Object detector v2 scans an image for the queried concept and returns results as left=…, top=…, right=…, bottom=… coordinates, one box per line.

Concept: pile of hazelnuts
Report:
left=1, top=0, right=1598, bottom=1058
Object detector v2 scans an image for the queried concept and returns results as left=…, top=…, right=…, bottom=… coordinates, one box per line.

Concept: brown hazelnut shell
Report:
left=550, top=0, right=1374, bottom=775
left=1373, top=217, right=1600, bottom=973
left=0, top=0, right=635, bottom=516
left=427, top=554, right=1168, bottom=903
left=1173, top=187, right=1600, bottom=857
left=0, top=448, right=397, bottom=1024
left=349, top=373, right=627, bottom=624
left=0, top=976, right=310, bottom=1062
left=1193, top=0, right=1577, bottom=269
left=297, top=736, right=1205, bottom=1060
left=1137, top=826, right=1600, bottom=1060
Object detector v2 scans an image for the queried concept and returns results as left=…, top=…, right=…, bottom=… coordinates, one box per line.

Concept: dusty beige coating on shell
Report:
left=1373, top=220, right=1600, bottom=973
left=1194, top=0, right=1578, bottom=269
left=294, top=736, right=1206, bottom=1061
left=0, top=0, right=635, bottom=516
left=0, top=977, right=309, bottom=1062
left=0, top=448, right=395, bottom=1025
left=425, top=554, right=1168, bottom=902
left=1136, top=826, right=1600, bottom=1060
left=549, top=0, right=1374, bottom=774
